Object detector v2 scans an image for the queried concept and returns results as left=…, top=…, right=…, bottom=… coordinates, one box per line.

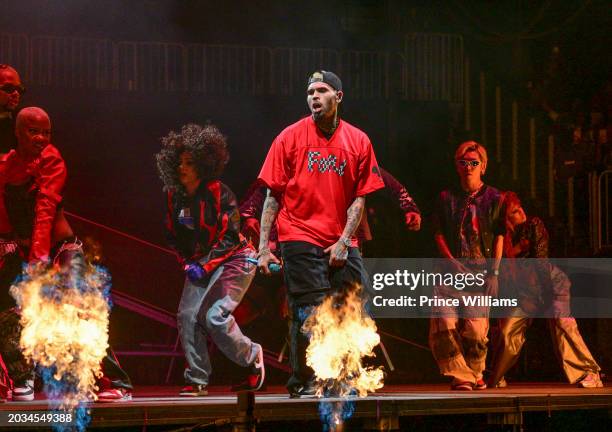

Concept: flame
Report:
left=304, top=284, right=384, bottom=431
left=10, top=258, right=111, bottom=412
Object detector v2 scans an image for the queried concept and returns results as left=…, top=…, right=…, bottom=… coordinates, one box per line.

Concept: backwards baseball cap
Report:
left=307, top=70, right=342, bottom=92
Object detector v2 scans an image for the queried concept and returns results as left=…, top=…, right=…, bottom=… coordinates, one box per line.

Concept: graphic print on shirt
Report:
left=178, top=207, right=195, bottom=230
left=307, top=151, right=347, bottom=176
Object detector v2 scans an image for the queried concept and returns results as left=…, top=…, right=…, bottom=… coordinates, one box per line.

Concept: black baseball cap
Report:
left=307, top=70, right=342, bottom=92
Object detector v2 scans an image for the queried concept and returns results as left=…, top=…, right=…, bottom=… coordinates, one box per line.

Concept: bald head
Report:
left=16, top=107, right=51, bottom=158
left=16, top=107, right=50, bottom=128
left=0, top=65, right=19, bottom=79
left=0, top=65, right=23, bottom=113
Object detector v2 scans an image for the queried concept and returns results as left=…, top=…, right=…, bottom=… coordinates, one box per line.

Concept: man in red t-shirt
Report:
left=257, top=70, right=384, bottom=397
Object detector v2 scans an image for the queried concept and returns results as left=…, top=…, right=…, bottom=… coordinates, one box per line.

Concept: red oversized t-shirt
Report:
left=258, top=116, right=385, bottom=248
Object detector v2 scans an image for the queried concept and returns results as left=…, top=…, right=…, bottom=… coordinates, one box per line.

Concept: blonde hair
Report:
left=455, top=141, right=488, bottom=164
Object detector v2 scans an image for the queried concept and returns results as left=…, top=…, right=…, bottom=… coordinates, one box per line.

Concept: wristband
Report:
left=339, top=237, right=351, bottom=248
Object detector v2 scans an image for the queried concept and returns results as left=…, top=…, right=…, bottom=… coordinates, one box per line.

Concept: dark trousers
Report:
left=0, top=251, right=22, bottom=311
left=280, top=241, right=368, bottom=391
left=100, top=349, right=132, bottom=390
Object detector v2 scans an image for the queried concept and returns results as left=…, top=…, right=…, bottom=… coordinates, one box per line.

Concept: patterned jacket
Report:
left=505, top=216, right=570, bottom=309
left=432, top=184, right=505, bottom=259
left=165, top=180, right=248, bottom=274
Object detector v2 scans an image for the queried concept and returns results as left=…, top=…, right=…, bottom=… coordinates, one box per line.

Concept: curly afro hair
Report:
left=155, top=123, right=229, bottom=193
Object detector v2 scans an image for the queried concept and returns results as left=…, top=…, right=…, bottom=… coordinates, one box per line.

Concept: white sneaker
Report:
left=577, top=373, right=603, bottom=388
left=13, top=379, right=34, bottom=401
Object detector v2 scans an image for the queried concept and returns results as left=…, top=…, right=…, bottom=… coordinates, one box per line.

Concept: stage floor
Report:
left=2, top=384, right=611, bottom=428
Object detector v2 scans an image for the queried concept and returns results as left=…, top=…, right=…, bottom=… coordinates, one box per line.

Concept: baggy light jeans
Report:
left=177, top=248, right=259, bottom=386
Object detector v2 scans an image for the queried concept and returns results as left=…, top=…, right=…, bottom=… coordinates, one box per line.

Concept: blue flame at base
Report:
left=12, top=255, right=113, bottom=432
left=40, top=367, right=91, bottom=431
left=318, top=386, right=358, bottom=431
left=319, top=399, right=355, bottom=432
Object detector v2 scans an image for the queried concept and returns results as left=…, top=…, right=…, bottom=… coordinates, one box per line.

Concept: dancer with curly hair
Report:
left=156, top=123, right=264, bottom=396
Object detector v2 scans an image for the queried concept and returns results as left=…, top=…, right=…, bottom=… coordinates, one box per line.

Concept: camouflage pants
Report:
left=0, top=308, right=32, bottom=383
left=428, top=286, right=490, bottom=385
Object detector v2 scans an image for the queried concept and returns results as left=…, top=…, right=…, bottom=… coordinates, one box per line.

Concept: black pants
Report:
left=100, top=349, right=133, bottom=391
left=0, top=251, right=22, bottom=311
left=280, top=241, right=369, bottom=391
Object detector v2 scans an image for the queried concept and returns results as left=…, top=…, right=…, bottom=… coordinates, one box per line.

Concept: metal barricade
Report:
left=185, top=44, right=271, bottom=95
left=30, top=35, right=112, bottom=89
left=115, top=41, right=187, bottom=92
left=402, top=33, right=464, bottom=103
left=2, top=31, right=462, bottom=101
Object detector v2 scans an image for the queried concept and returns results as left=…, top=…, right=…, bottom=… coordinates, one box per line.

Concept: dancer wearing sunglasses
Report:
left=0, top=66, right=26, bottom=309
left=0, top=65, right=25, bottom=155
left=430, top=141, right=505, bottom=390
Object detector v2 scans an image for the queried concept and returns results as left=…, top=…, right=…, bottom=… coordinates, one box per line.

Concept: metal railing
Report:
left=1, top=32, right=466, bottom=101
left=402, top=33, right=464, bottom=103
left=29, top=36, right=113, bottom=90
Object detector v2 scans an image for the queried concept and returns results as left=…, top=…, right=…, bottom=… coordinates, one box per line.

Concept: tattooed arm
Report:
left=340, top=196, right=365, bottom=241
left=257, top=188, right=282, bottom=275
left=324, top=196, right=365, bottom=267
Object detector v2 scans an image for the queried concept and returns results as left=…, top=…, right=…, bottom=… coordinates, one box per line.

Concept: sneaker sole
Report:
left=12, top=395, right=35, bottom=402
left=289, top=392, right=317, bottom=399
left=253, top=348, right=266, bottom=392
left=97, top=394, right=133, bottom=403
left=451, top=385, right=473, bottom=391
left=578, top=382, right=603, bottom=388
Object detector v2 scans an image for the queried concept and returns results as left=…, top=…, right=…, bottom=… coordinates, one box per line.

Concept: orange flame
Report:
left=10, top=262, right=110, bottom=408
left=304, top=285, right=384, bottom=398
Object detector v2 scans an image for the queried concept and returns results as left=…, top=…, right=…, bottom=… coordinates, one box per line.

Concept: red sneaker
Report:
left=179, top=384, right=208, bottom=397
left=96, top=388, right=132, bottom=402
left=474, top=379, right=487, bottom=390
left=231, top=348, right=265, bottom=392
